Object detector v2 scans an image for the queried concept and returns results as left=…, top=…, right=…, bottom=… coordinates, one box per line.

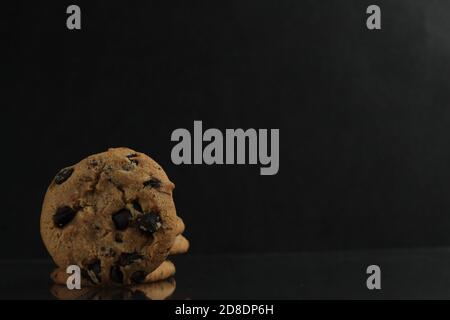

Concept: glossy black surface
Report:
left=5, top=1, right=450, bottom=259
left=1, top=248, right=450, bottom=299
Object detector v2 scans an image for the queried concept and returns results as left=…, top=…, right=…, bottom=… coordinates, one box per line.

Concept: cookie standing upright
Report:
left=40, top=147, right=179, bottom=286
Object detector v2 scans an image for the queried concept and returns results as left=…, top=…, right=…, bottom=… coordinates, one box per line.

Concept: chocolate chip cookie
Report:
left=40, top=147, right=179, bottom=286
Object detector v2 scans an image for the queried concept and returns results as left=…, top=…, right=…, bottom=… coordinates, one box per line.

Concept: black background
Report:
left=3, top=0, right=450, bottom=259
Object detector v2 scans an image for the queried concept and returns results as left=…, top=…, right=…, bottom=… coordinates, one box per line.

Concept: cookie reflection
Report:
left=51, top=277, right=176, bottom=300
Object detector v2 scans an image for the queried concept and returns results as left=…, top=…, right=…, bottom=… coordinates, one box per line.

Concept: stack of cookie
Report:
left=50, top=216, right=189, bottom=287
left=51, top=216, right=188, bottom=300
left=40, top=148, right=189, bottom=290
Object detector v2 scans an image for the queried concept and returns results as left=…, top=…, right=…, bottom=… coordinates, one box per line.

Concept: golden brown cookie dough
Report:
left=144, top=260, right=176, bottom=282
left=169, top=235, right=190, bottom=255
left=41, top=147, right=179, bottom=286
left=176, top=216, right=186, bottom=235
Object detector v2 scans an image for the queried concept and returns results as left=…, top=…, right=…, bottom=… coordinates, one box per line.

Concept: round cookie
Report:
left=41, top=147, right=179, bottom=286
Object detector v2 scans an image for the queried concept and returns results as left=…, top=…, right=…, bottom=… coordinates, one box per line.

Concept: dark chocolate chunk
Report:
left=126, top=154, right=139, bottom=165
left=110, top=266, right=123, bottom=284
left=81, top=269, right=91, bottom=282
left=54, top=167, right=74, bottom=185
left=86, top=259, right=101, bottom=284
left=143, top=178, right=161, bottom=189
left=126, top=153, right=138, bottom=159
left=132, top=200, right=143, bottom=213
left=114, top=233, right=123, bottom=243
left=109, top=248, right=116, bottom=257
left=130, top=271, right=147, bottom=284
left=118, top=252, right=144, bottom=266
left=112, top=209, right=132, bottom=230
left=53, top=206, right=78, bottom=228
left=136, top=212, right=161, bottom=235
